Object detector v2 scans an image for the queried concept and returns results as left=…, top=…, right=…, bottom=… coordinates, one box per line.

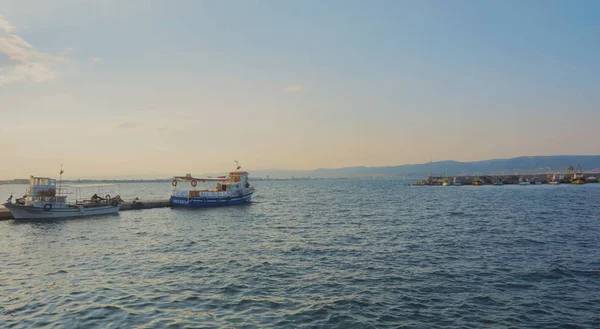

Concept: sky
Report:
left=0, top=0, right=599, bottom=179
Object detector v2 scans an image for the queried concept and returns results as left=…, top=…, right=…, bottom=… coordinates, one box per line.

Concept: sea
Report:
left=1, top=180, right=599, bottom=328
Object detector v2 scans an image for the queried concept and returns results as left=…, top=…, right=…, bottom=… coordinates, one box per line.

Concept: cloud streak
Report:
left=284, top=84, right=304, bottom=93
left=0, top=16, right=65, bottom=86
left=116, top=121, right=145, bottom=129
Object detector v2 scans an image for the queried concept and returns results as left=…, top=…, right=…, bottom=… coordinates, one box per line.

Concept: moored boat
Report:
left=170, top=168, right=255, bottom=207
left=472, top=177, right=484, bottom=186
left=442, top=170, right=450, bottom=186
left=571, top=165, right=586, bottom=184
left=492, top=177, right=504, bottom=185
left=452, top=177, right=463, bottom=186
left=519, top=176, right=531, bottom=185
left=549, top=173, right=561, bottom=185
left=3, top=175, right=122, bottom=220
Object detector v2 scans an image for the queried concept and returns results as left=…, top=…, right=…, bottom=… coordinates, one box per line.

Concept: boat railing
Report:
left=173, top=189, right=234, bottom=197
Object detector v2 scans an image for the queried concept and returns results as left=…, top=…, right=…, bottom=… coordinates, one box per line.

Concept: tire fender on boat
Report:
left=105, top=194, right=111, bottom=200
left=216, top=197, right=221, bottom=202
left=187, top=196, right=193, bottom=202
left=191, top=180, right=198, bottom=187
left=44, top=204, right=52, bottom=211
left=202, top=197, right=207, bottom=202
left=226, top=197, right=231, bottom=203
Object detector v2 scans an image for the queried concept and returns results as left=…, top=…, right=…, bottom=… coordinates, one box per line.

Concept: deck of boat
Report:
left=0, top=200, right=171, bottom=220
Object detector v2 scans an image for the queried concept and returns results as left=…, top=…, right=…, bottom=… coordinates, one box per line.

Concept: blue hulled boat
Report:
left=170, top=170, right=255, bottom=208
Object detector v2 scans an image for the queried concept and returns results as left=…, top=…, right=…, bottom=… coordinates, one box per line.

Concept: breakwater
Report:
left=0, top=199, right=170, bottom=220
left=411, top=173, right=599, bottom=185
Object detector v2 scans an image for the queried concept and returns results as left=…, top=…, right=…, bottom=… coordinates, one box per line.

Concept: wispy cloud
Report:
left=0, top=16, right=15, bottom=33
left=284, top=84, right=304, bottom=93
left=116, top=121, right=145, bottom=129
left=90, top=56, right=103, bottom=64
left=0, top=16, right=66, bottom=86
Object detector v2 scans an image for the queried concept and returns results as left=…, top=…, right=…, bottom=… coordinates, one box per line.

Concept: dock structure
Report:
left=0, top=199, right=171, bottom=221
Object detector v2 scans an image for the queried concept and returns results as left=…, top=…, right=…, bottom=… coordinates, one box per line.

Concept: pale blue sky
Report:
left=0, top=0, right=599, bottom=178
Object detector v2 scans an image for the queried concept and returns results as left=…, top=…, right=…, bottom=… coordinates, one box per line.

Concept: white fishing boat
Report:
left=3, top=174, right=122, bottom=220
left=549, top=173, right=561, bottom=185
left=519, top=176, right=531, bottom=185
left=452, top=177, right=463, bottom=186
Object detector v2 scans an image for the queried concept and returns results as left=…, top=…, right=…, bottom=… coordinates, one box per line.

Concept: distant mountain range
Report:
left=246, top=155, right=600, bottom=179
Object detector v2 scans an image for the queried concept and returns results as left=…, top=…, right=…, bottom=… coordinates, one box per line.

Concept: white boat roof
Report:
left=68, top=183, right=120, bottom=188
left=174, top=176, right=227, bottom=182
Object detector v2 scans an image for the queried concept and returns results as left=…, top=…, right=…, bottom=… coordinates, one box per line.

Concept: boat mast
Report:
left=58, top=165, right=64, bottom=196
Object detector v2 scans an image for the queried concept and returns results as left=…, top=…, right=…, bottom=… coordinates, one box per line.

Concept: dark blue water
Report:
left=1, top=180, right=600, bottom=328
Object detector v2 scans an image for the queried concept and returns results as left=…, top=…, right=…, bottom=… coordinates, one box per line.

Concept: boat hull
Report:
left=170, top=191, right=253, bottom=208
left=3, top=203, right=120, bottom=220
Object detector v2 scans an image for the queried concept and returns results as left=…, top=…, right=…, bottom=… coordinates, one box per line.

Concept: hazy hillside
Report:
left=247, top=155, right=600, bottom=179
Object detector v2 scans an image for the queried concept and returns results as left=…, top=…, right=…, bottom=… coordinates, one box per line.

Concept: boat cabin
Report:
left=23, top=176, right=67, bottom=207
left=215, top=171, right=250, bottom=192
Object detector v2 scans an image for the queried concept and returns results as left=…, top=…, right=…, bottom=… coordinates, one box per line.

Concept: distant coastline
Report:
left=2, top=155, right=600, bottom=183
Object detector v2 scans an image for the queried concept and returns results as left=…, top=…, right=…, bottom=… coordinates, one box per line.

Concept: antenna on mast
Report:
left=59, top=165, right=64, bottom=196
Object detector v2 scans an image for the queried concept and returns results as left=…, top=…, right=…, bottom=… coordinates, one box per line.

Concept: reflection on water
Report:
left=1, top=181, right=600, bottom=328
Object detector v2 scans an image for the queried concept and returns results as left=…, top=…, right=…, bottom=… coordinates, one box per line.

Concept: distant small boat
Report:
left=519, top=176, right=531, bottom=185
left=532, top=178, right=543, bottom=185
left=442, top=169, right=450, bottom=186
left=586, top=176, right=597, bottom=183
left=452, top=177, right=463, bottom=186
left=549, top=173, right=561, bottom=185
left=492, top=177, right=504, bottom=185
left=472, top=177, right=484, bottom=186
left=571, top=165, right=586, bottom=184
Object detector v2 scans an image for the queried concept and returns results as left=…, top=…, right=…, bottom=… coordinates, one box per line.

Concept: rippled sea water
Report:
left=1, top=180, right=600, bottom=328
